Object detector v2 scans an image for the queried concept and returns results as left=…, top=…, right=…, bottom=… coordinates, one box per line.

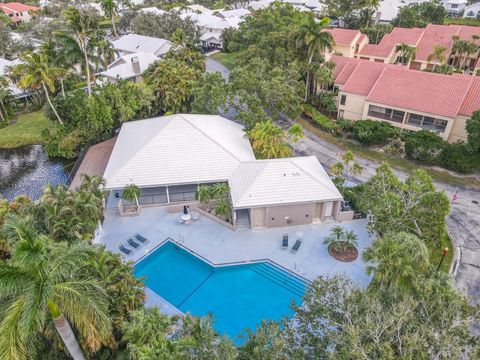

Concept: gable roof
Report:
left=111, top=34, right=171, bottom=56
left=0, top=2, right=39, bottom=14
left=324, top=28, right=360, bottom=46
left=229, top=156, right=342, bottom=208
left=103, top=114, right=255, bottom=189
left=331, top=56, right=480, bottom=119
left=100, top=52, right=158, bottom=80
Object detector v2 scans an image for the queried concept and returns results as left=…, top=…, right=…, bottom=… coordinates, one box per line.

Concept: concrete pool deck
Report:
left=100, top=206, right=374, bottom=286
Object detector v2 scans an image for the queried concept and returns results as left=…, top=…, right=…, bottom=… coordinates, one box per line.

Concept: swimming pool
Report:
left=134, top=240, right=307, bottom=342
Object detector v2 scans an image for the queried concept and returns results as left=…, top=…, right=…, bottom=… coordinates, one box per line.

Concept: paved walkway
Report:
left=100, top=206, right=374, bottom=286
left=206, top=57, right=480, bottom=306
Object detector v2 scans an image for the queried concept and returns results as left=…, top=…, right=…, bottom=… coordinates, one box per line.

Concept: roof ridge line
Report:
left=456, top=76, right=475, bottom=117
left=289, top=158, right=335, bottom=192
left=179, top=114, right=245, bottom=162
left=106, top=115, right=176, bottom=181
left=233, top=162, right=269, bottom=205
left=365, top=64, right=389, bottom=100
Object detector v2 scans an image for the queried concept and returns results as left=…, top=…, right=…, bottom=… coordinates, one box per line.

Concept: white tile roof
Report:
left=0, top=58, right=21, bottom=76
left=103, top=114, right=342, bottom=208
left=100, top=52, right=158, bottom=80
left=111, top=34, right=171, bottom=56
left=103, top=114, right=255, bottom=189
left=217, top=8, right=250, bottom=18
left=140, top=7, right=166, bottom=15
left=229, top=157, right=342, bottom=208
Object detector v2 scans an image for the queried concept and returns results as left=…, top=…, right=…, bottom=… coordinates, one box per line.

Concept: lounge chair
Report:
left=135, top=233, right=148, bottom=243
left=291, top=239, right=302, bottom=253
left=119, top=244, right=131, bottom=255
left=191, top=211, right=200, bottom=221
left=282, top=234, right=289, bottom=249
left=127, top=238, right=140, bottom=248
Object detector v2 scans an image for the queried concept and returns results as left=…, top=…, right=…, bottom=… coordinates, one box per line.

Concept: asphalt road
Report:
left=206, top=56, right=480, bottom=310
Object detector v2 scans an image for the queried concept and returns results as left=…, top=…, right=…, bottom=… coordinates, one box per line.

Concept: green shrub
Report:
left=352, top=120, right=395, bottom=144
left=301, top=103, right=316, bottom=119
left=438, top=143, right=480, bottom=174
left=405, top=130, right=446, bottom=165
left=312, top=112, right=338, bottom=132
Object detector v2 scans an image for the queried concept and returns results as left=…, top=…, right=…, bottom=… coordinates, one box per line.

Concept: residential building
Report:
left=373, top=0, right=428, bottom=23
left=139, top=7, right=166, bottom=16
left=103, top=114, right=346, bottom=229
left=172, top=4, right=211, bottom=14
left=0, top=2, right=39, bottom=23
left=100, top=52, right=158, bottom=83
left=111, top=34, right=172, bottom=58
left=442, top=0, right=467, bottom=16
left=324, top=28, right=369, bottom=58
left=356, top=24, right=480, bottom=74
left=331, top=55, right=480, bottom=143
left=464, top=2, right=480, bottom=18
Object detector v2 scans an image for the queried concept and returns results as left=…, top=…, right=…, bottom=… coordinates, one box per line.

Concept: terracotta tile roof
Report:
left=342, top=61, right=387, bottom=96
left=324, top=28, right=360, bottom=46
left=415, top=24, right=461, bottom=61
left=359, top=27, right=423, bottom=58
left=331, top=55, right=480, bottom=118
left=0, top=2, right=39, bottom=14
left=356, top=34, right=368, bottom=44
left=459, top=77, right=480, bottom=116
left=366, top=67, right=473, bottom=118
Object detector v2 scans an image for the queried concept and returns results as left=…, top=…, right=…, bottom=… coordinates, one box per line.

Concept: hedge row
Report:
left=302, top=105, right=480, bottom=174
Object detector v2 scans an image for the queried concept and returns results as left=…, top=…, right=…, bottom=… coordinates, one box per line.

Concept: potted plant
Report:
left=324, top=225, right=359, bottom=262
left=119, top=184, right=141, bottom=216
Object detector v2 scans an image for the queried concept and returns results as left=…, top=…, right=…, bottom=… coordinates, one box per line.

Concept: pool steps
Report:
left=250, top=263, right=307, bottom=298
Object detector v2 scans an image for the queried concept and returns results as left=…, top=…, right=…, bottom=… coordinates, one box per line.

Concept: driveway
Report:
left=206, top=56, right=480, bottom=307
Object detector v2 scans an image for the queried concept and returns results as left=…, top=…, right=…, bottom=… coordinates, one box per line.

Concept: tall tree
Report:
left=13, top=52, right=64, bottom=124
left=248, top=120, right=291, bottom=159
left=356, top=163, right=450, bottom=243
left=363, top=232, right=429, bottom=290
left=62, top=7, right=99, bottom=96
left=396, top=43, right=416, bottom=66
left=0, top=217, right=111, bottom=360
left=0, top=77, right=16, bottom=125
left=100, top=0, right=119, bottom=36
left=295, top=16, right=333, bottom=101
left=466, top=110, right=480, bottom=153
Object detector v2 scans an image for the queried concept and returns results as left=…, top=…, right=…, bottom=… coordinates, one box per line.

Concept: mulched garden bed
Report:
left=328, top=244, right=358, bottom=262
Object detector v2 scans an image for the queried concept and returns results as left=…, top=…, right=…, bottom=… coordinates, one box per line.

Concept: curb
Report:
left=447, top=228, right=462, bottom=278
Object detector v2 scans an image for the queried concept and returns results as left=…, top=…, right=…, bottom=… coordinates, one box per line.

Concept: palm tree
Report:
left=249, top=120, right=291, bottom=159
left=214, top=197, right=232, bottom=222
left=0, top=216, right=111, bottom=360
left=211, top=182, right=229, bottom=199
left=122, top=184, right=140, bottom=206
left=314, top=60, right=335, bottom=93
left=92, top=38, right=117, bottom=72
left=296, top=16, right=333, bottom=101
left=396, top=43, right=416, bottom=66
left=427, top=45, right=447, bottom=72
left=287, top=123, right=304, bottom=154
left=0, top=76, right=15, bottom=124
left=100, top=0, right=118, bottom=37
left=13, top=52, right=64, bottom=124
left=363, top=232, right=429, bottom=290
left=196, top=185, right=213, bottom=211
left=63, top=7, right=99, bottom=96
left=323, top=225, right=346, bottom=252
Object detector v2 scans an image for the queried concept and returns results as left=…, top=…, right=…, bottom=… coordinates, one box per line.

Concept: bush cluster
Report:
left=405, top=130, right=480, bottom=174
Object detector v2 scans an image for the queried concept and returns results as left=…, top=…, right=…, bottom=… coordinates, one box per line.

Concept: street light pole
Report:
left=437, top=247, right=449, bottom=273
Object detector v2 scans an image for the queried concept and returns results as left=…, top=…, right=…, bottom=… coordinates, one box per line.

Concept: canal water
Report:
left=0, top=145, right=72, bottom=201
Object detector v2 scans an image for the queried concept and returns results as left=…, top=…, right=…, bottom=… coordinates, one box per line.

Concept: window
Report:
left=451, top=3, right=458, bottom=8
left=338, top=109, right=345, bottom=118
left=368, top=105, right=405, bottom=123
left=407, top=113, right=448, bottom=132
left=340, top=94, right=346, bottom=106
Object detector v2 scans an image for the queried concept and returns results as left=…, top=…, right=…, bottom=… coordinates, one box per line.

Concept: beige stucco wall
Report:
left=448, top=116, right=468, bottom=143
left=338, top=92, right=366, bottom=120
left=265, top=203, right=315, bottom=228
left=334, top=44, right=355, bottom=58
left=250, top=207, right=267, bottom=228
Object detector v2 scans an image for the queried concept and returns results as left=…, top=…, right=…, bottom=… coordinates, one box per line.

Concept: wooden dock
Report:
left=69, top=137, right=117, bottom=190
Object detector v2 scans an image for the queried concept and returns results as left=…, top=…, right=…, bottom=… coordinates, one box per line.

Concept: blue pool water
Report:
left=134, top=240, right=307, bottom=342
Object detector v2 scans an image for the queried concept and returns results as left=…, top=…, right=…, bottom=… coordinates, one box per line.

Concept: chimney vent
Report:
left=131, top=56, right=141, bottom=75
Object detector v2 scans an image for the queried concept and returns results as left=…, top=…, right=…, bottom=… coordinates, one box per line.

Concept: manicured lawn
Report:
left=444, top=18, right=480, bottom=27
left=210, top=52, right=240, bottom=70
left=428, top=232, right=453, bottom=273
left=0, top=111, right=56, bottom=148
left=297, top=118, right=480, bottom=190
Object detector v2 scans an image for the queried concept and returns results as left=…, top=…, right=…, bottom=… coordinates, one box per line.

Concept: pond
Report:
left=0, top=145, right=72, bottom=201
